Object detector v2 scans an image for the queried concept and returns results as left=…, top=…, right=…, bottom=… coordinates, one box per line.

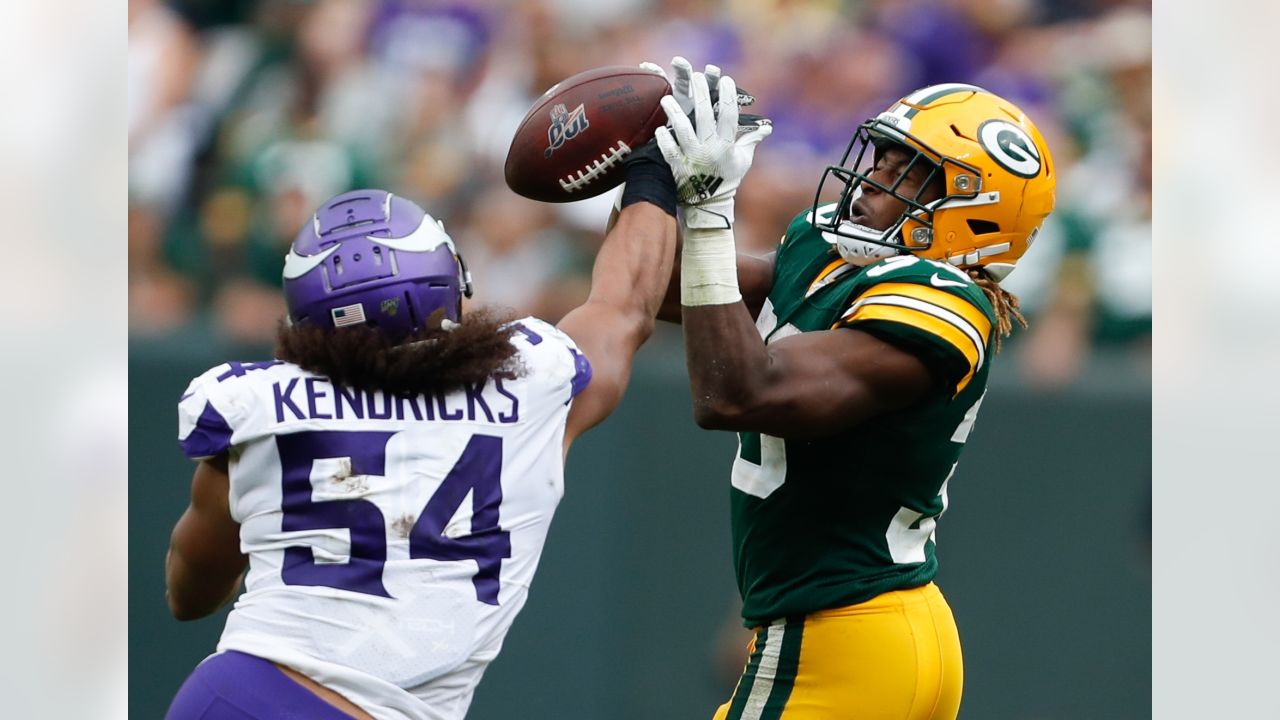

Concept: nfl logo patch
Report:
left=331, top=303, right=367, bottom=327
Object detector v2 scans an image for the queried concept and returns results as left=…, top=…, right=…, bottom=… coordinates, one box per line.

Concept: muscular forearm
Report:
left=679, top=221, right=778, bottom=426
left=560, top=201, right=679, bottom=446
left=588, top=202, right=677, bottom=345
left=682, top=300, right=775, bottom=427
left=657, top=242, right=684, bottom=322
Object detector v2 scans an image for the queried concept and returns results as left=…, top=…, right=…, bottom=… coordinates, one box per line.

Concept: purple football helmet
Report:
left=283, top=189, right=473, bottom=335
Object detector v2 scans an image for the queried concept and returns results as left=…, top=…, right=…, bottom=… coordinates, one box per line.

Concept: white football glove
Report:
left=640, top=56, right=720, bottom=117
left=654, top=72, right=772, bottom=229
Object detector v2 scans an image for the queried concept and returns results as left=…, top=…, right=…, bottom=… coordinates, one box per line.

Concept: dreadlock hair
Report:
left=275, top=307, right=526, bottom=397
left=965, top=266, right=1026, bottom=352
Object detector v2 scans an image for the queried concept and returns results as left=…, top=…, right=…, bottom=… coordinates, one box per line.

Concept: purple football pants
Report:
left=165, top=651, right=357, bottom=719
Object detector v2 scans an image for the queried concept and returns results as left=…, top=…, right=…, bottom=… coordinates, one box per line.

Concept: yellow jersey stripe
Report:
left=806, top=260, right=856, bottom=298
left=842, top=294, right=987, bottom=370
left=843, top=304, right=980, bottom=393
left=853, top=282, right=992, bottom=344
left=806, top=259, right=845, bottom=290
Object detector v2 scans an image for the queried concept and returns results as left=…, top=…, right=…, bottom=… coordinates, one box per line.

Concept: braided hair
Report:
left=965, top=267, right=1026, bottom=353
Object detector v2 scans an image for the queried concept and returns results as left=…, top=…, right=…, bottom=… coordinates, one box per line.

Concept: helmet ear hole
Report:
left=967, top=219, right=1000, bottom=235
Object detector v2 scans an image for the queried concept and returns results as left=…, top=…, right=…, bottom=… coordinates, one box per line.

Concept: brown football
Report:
left=504, top=66, right=671, bottom=203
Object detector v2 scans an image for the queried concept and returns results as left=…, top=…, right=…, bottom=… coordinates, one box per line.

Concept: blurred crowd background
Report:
left=129, top=0, right=1151, bottom=388
left=128, top=2, right=1152, bottom=716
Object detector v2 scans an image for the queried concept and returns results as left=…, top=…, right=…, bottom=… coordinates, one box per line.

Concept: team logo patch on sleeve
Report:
left=977, top=119, right=1042, bottom=178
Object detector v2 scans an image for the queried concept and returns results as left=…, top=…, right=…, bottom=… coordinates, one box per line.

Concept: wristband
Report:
left=620, top=155, right=677, bottom=218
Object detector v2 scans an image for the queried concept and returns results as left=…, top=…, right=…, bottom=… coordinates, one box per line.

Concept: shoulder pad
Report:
left=176, top=361, right=284, bottom=460
left=839, top=257, right=994, bottom=394
left=509, top=317, right=592, bottom=403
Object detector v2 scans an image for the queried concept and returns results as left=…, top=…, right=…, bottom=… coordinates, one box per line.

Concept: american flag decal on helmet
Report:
left=331, top=303, right=367, bottom=327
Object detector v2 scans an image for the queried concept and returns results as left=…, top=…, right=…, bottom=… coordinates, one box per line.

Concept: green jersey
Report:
left=732, top=206, right=998, bottom=626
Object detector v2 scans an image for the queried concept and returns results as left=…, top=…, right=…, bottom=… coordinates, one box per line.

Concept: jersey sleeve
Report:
left=509, top=317, right=593, bottom=406
left=777, top=208, right=817, bottom=257
left=176, top=364, right=244, bottom=461
left=835, top=259, right=995, bottom=395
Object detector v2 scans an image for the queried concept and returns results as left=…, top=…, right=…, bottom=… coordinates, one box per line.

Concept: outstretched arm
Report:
left=558, top=200, right=677, bottom=452
left=605, top=205, right=776, bottom=323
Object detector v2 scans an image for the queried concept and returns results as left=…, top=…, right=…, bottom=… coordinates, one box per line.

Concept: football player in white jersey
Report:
left=163, top=166, right=680, bottom=716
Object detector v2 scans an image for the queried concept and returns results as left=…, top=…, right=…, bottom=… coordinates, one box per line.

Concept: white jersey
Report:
left=176, top=317, right=591, bottom=720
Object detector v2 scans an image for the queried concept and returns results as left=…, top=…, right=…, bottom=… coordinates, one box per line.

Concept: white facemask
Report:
left=811, top=188, right=905, bottom=266
left=832, top=224, right=904, bottom=266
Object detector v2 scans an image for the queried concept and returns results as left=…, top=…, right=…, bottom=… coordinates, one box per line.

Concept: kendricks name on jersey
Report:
left=271, top=375, right=521, bottom=424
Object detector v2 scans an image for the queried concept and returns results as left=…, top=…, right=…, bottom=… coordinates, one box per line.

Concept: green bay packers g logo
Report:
left=977, top=119, right=1041, bottom=178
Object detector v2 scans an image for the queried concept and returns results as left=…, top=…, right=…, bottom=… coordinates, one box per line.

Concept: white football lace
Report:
left=559, top=140, right=632, bottom=193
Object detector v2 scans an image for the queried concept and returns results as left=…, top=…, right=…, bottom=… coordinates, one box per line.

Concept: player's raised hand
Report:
left=641, top=56, right=757, bottom=118
left=640, top=56, right=718, bottom=116
left=654, top=72, right=772, bottom=229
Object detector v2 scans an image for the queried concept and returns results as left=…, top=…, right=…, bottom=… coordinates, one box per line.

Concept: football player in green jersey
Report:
left=642, top=59, right=1055, bottom=719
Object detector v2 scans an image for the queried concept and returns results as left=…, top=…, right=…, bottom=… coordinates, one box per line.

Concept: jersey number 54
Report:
left=276, top=430, right=512, bottom=605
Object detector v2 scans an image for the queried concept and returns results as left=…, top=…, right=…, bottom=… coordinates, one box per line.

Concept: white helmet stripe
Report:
left=282, top=243, right=340, bottom=280
left=903, top=83, right=986, bottom=106
left=366, top=214, right=458, bottom=254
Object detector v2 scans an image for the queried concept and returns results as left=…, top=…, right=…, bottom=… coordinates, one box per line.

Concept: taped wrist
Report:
left=683, top=204, right=733, bottom=230
left=620, top=148, right=677, bottom=218
left=681, top=227, right=741, bottom=306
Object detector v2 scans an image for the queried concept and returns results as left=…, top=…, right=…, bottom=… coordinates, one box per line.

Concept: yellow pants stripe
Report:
left=713, top=584, right=964, bottom=720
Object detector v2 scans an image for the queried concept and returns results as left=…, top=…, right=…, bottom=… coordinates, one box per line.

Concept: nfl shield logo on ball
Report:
left=545, top=103, right=589, bottom=157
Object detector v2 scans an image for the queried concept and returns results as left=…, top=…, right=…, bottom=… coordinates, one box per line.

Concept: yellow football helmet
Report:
left=812, top=83, right=1055, bottom=280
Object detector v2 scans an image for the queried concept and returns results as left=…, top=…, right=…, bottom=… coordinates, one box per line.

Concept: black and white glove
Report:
left=640, top=56, right=768, bottom=139
left=654, top=71, right=772, bottom=230
left=649, top=70, right=772, bottom=307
